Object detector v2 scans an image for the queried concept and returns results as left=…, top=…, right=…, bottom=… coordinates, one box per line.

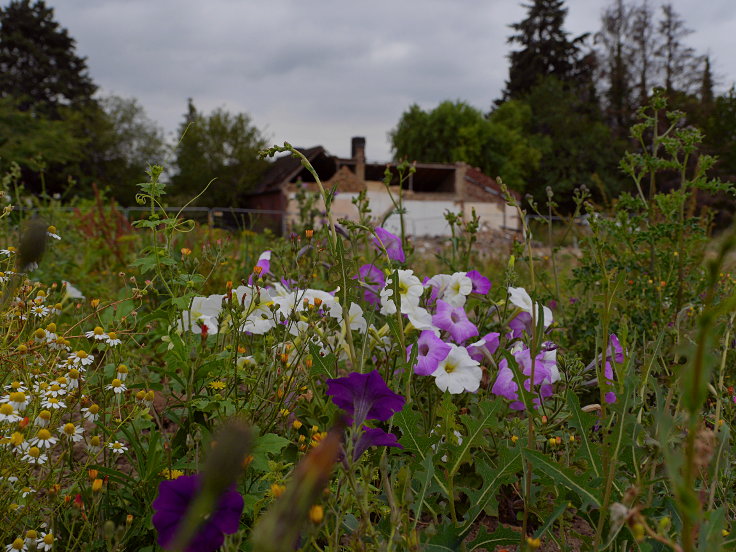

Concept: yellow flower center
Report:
left=11, top=538, right=24, bottom=550
left=37, top=429, right=51, bottom=440
left=9, top=391, right=25, bottom=403
left=47, top=225, right=57, bottom=234
left=28, top=446, right=40, bottom=458
left=50, top=384, right=61, bottom=392
left=76, top=350, right=88, bottom=359
left=107, top=331, right=117, bottom=340
left=93, top=326, right=105, bottom=335
left=10, top=381, right=21, bottom=390
left=89, top=404, right=99, bottom=414
left=90, top=436, right=101, bottom=446
left=25, top=530, right=37, bottom=539
left=57, top=377, right=67, bottom=385
left=43, top=534, right=54, bottom=544
left=46, top=322, right=56, bottom=332
left=63, top=423, right=75, bottom=435
left=111, top=379, right=122, bottom=388
left=39, top=410, right=51, bottom=420
left=10, top=432, right=23, bottom=446
left=68, top=369, right=79, bottom=379
left=0, top=404, right=13, bottom=415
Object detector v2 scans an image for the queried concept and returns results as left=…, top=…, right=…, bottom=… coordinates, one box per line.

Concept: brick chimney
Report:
left=351, top=136, right=366, bottom=181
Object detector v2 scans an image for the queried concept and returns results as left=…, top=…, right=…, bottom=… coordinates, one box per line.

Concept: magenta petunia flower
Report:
left=491, top=345, right=559, bottom=410
left=353, top=426, right=403, bottom=461
left=466, top=270, right=491, bottom=295
left=432, top=299, right=479, bottom=344
left=326, top=370, right=405, bottom=426
left=408, top=330, right=451, bottom=375
left=373, top=227, right=405, bottom=263
left=152, top=474, right=244, bottom=552
left=354, top=264, right=386, bottom=306
left=601, top=334, right=624, bottom=403
left=467, top=332, right=500, bottom=363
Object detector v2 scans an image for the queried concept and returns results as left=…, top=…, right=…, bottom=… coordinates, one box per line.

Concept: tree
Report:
left=503, top=0, right=586, bottom=100
left=389, top=100, right=544, bottom=192
left=656, top=3, right=700, bottom=95
left=171, top=99, right=269, bottom=206
left=595, top=0, right=634, bottom=133
left=82, top=95, right=168, bottom=204
left=0, top=0, right=96, bottom=115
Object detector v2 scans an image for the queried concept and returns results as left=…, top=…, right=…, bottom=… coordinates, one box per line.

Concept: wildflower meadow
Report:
left=1, top=94, right=735, bottom=552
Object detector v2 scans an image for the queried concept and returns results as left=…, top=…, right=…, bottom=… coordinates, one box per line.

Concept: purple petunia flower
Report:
left=467, top=332, right=500, bottom=363
left=508, top=311, right=532, bottom=339
left=432, top=299, right=479, bottom=344
left=466, top=270, right=491, bottom=295
left=373, top=227, right=405, bottom=263
left=353, top=427, right=403, bottom=461
left=491, top=345, right=559, bottom=410
left=152, top=474, right=244, bottom=552
left=601, top=334, right=624, bottom=403
left=408, top=330, right=451, bottom=375
left=354, top=264, right=386, bottom=306
left=326, top=370, right=405, bottom=426
left=248, top=250, right=271, bottom=285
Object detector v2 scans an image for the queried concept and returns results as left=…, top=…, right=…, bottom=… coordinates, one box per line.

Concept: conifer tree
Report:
left=0, top=0, right=96, bottom=115
left=503, top=0, right=586, bottom=100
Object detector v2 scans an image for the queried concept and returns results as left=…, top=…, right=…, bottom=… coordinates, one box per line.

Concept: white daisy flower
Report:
left=19, top=486, right=34, bottom=498
left=46, top=226, right=61, bottom=240
left=81, top=404, right=100, bottom=422
left=40, top=397, right=66, bottom=410
left=0, top=247, right=16, bottom=256
left=3, top=381, right=27, bottom=393
left=65, top=369, right=81, bottom=390
left=3, top=391, right=30, bottom=412
left=44, top=383, right=67, bottom=398
left=107, top=440, right=128, bottom=454
left=115, top=365, right=128, bottom=381
left=105, top=331, right=122, bottom=346
left=34, top=410, right=52, bottom=427
left=21, top=446, right=47, bottom=465
left=58, top=423, right=84, bottom=443
left=5, top=537, right=27, bottom=551
left=0, top=404, right=21, bottom=424
left=0, top=272, right=9, bottom=284
left=68, top=350, right=94, bottom=366
left=105, top=379, right=126, bottom=394
left=87, top=435, right=102, bottom=454
left=29, top=305, right=49, bottom=317
left=36, top=532, right=55, bottom=552
left=85, top=326, right=108, bottom=341
left=29, top=429, right=58, bottom=450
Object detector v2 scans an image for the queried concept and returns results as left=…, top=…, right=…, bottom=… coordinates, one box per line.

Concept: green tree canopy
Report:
left=172, top=99, right=269, bottom=206
left=389, top=100, right=543, bottom=193
left=0, top=0, right=96, bottom=115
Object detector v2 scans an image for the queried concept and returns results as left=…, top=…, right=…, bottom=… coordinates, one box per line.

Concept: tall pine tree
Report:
left=503, top=0, right=586, bottom=100
left=0, top=0, right=96, bottom=115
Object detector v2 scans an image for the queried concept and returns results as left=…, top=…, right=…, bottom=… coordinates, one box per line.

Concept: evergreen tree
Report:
left=700, top=56, right=714, bottom=106
left=656, top=3, right=699, bottom=95
left=0, top=0, right=96, bottom=115
left=630, top=0, right=656, bottom=105
left=503, top=0, right=586, bottom=100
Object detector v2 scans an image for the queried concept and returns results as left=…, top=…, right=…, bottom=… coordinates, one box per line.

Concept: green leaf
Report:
left=393, top=407, right=448, bottom=497
left=521, top=448, right=602, bottom=508
left=460, top=448, right=522, bottom=534
left=411, top=454, right=435, bottom=531
left=466, top=525, right=520, bottom=551
left=533, top=500, right=568, bottom=539
left=308, top=343, right=337, bottom=379
left=698, top=507, right=725, bottom=551
left=249, top=432, right=290, bottom=472
left=449, top=398, right=501, bottom=477
left=566, top=391, right=602, bottom=477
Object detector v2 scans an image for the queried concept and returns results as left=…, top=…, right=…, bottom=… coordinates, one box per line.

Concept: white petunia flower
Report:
left=432, top=344, right=482, bottom=394
left=508, top=286, right=553, bottom=329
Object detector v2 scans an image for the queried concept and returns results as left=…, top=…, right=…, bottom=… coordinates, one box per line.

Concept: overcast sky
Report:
left=39, top=0, right=736, bottom=162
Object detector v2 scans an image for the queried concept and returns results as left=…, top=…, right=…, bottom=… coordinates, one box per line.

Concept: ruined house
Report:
left=247, top=137, right=521, bottom=236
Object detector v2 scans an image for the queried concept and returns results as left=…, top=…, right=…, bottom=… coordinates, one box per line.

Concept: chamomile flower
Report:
left=87, top=435, right=102, bottom=455
left=48, top=336, right=70, bottom=351
left=107, top=440, right=128, bottom=454
left=0, top=272, right=9, bottom=284
left=34, top=410, right=52, bottom=427
left=23, top=531, right=37, bottom=547
left=44, top=383, right=67, bottom=398
left=4, top=381, right=27, bottom=393
left=3, top=391, right=30, bottom=411
left=115, top=365, right=128, bottom=380
left=105, top=379, right=126, bottom=394
left=29, top=305, right=50, bottom=317
left=0, top=246, right=16, bottom=256
left=46, top=226, right=61, bottom=240
left=30, top=429, right=58, bottom=449
left=85, top=326, right=108, bottom=341
left=0, top=403, right=21, bottom=424
left=81, top=404, right=100, bottom=422
left=68, top=350, right=94, bottom=366
left=21, top=446, right=47, bottom=465
left=58, top=423, right=84, bottom=442
left=36, top=532, right=55, bottom=551
left=40, top=397, right=65, bottom=410
left=65, top=369, right=81, bottom=390
left=5, top=538, right=27, bottom=551
left=105, top=332, right=122, bottom=346
left=19, top=486, right=34, bottom=498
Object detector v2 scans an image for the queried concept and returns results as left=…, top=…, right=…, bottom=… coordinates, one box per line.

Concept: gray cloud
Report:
left=28, top=0, right=736, bottom=162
